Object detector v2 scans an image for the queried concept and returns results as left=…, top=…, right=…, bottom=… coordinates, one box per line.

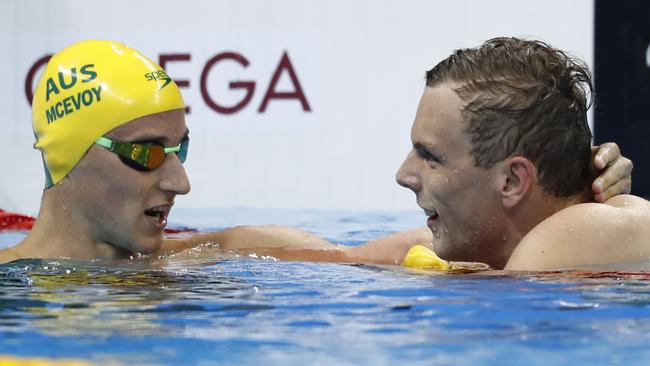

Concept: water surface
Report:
left=1, top=209, right=649, bottom=365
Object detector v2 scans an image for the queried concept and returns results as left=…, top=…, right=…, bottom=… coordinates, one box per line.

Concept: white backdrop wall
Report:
left=0, top=0, right=594, bottom=214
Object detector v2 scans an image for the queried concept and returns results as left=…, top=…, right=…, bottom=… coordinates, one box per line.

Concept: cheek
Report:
left=103, top=170, right=152, bottom=211
left=76, top=163, right=148, bottom=219
left=423, top=171, right=453, bottom=198
left=441, top=173, right=494, bottom=223
left=456, top=190, right=501, bottom=240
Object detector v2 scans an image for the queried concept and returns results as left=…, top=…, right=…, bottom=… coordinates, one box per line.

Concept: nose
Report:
left=158, top=154, right=191, bottom=195
left=396, top=150, right=422, bottom=192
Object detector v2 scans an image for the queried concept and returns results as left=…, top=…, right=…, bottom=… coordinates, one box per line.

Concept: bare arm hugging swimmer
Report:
left=161, top=143, right=634, bottom=267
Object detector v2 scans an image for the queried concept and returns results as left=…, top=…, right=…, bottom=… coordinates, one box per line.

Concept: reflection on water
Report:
left=1, top=257, right=262, bottom=339
left=3, top=254, right=650, bottom=365
left=2, top=209, right=650, bottom=365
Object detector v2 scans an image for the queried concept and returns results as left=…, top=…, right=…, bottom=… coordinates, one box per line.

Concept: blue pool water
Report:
left=1, top=208, right=650, bottom=365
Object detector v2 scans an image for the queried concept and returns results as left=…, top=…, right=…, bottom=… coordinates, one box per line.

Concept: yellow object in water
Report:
left=0, top=355, right=101, bottom=366
left=402, top=245, right=492, bottom=273
left=402, top=244, right=451, bottom=271
left=32, top=40, right=185, bottom=188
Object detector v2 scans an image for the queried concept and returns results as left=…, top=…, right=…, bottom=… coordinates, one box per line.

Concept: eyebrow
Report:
left=413, top=142, right=441, bottom=155
left=131, top=129, right=190, bottom=145
left=413, top=142, right=448, bottom=163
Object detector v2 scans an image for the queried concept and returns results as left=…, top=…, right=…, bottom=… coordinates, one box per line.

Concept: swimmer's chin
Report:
left=100, top=236, right=165, bottom=260
left=430, top=241, right=460, bottom=262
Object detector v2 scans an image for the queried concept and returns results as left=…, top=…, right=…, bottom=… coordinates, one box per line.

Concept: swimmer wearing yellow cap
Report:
left=0, top=39, right=637, bottom=268
left=32, top=40, right=186, bottom=187
left=1, top=40, right=191, bottom=261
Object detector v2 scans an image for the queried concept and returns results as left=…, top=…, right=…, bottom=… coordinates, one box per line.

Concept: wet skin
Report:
left=0, top=109, right=190, bottom=262
left=69, top=109, right=191, bottom=255
left=396, top=84, right=510, bottom=265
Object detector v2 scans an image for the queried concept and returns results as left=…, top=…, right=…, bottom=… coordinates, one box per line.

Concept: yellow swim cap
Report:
left=32, top=40, right=185, bottom=187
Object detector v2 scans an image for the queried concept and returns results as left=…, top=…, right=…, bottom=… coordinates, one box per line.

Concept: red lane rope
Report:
left=0, top=209, right=196, bottom=234
left=0, top=209, right=35, bottom=231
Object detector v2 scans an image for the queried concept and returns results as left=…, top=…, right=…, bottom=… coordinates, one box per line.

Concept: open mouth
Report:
left=144, top=205, right=171, bottom=228
left=425, top=209, right=439, bottom=227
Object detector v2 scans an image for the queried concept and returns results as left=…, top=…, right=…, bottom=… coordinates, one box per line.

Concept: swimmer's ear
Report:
left=498, top=156, right=536, bottom=209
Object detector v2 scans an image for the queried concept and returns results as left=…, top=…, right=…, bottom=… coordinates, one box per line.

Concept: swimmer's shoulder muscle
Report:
left=506, top=195, right=650, bottom=270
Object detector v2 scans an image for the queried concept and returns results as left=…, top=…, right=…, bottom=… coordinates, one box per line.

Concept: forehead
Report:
left=411, top=84, right=470, bottom=152
left=107, top=109, right=188, bottom=142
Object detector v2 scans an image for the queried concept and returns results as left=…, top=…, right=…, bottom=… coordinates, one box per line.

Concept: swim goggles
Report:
left=94, top=136, right=189, bottom=171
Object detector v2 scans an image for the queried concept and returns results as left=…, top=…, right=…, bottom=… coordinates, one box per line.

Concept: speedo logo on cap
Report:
left=144, top=69, right=172, bottom=90
left=44, top=64, right=103, bottom=124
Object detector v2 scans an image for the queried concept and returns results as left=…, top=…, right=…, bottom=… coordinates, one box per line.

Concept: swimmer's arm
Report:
left=163, top=225, right=349, bottom=262
left=162, top=226, right=432, bottom=264
left=342, top=228, right=433, bottom=265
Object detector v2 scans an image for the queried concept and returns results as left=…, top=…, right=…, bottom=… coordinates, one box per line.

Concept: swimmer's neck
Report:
left=498, top=188, right=591, bottom=267
left=16, top=232, right=133, bottom=262
left=12, top=190, right=136, bottom=261
left=515, top=188, right=590, bottom=229
left=532, top=188, right=592, bottom=220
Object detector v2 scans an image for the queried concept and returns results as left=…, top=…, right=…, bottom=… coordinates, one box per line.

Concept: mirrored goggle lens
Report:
left=145, top=144, right=166, bottom=170
left=113, top=138, right=188, bottom=171
left=177, top=137, right=189, bottom=163
left=114, top=142, right=163, bottom=171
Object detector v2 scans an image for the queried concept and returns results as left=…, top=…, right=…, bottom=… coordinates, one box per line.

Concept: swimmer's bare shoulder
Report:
left=505, top=195, right=650, bottom=271
left=0, top=247, right=23, bottom=264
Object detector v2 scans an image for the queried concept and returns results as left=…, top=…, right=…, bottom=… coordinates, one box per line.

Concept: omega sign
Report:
left=25, top=51, right=311, bottom=115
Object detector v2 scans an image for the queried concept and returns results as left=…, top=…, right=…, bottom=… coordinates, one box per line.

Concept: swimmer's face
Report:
left=396, top=84, right=506, bottom=264
left=65, top=109, right=191, bottom=255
